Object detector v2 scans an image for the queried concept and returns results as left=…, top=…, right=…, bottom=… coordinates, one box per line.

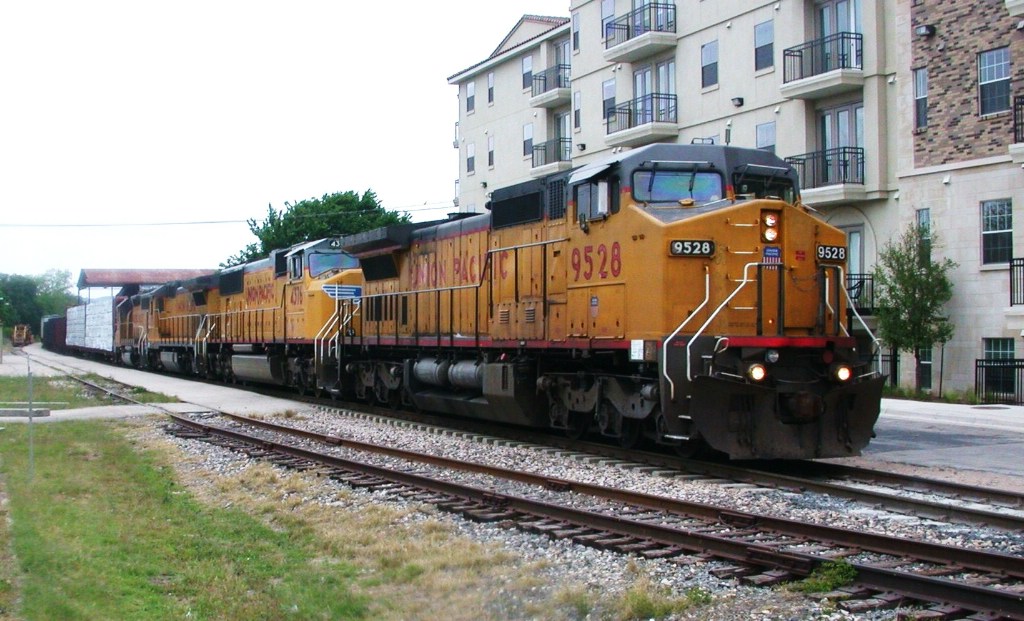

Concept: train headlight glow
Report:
left=748, top=363, right=768, bottom=382
left=761, top=212, right=781, bottom=242
left=833, top=364, right=852, bottom=383
left=765, top=349, right=780, bottom=364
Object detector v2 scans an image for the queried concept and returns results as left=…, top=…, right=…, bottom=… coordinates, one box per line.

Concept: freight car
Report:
left=335, top=143, right=884, bottom=459
left=48, top=143, right=883, bottom=460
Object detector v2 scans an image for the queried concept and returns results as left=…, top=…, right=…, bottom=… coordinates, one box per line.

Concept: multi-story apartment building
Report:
left=448, top=0, right=1023, bottom=397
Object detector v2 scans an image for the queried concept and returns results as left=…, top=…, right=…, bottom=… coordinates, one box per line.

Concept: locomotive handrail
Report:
left=663, top=270, right=711, bottom=400
left=821, top=267, right=849, bottom=338
left=838, top=265, right=883, bottom=374
left=684, top=261, right=762, bottom=383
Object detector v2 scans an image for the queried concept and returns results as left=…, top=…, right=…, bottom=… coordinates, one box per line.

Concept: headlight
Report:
left=765, top=349, right=780, bottom=364
left=748, top=363, right=767, bottom=382
left=761, top=212, right=781, bottom=242
left=833, top=364, right=852, bottom=383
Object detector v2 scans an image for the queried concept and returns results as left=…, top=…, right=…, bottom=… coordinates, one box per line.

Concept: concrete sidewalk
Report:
left=1, top=344, right=313, bottom=422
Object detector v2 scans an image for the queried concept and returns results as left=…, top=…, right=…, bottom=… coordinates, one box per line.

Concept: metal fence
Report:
left=1011, top=258, right=1024, bottom=306
left=1015, top=95, right=1024, bottom=144
left=532, top=64, right=571, bottom=97
left=606, top=93, right=677, bottom=135
left=785, top=147, right=865, bottom=189
left=975, top=359, right=1024, bottom=404
left=783, top=32, right=863, bottom=83
left=605, top=2, right=676, bottom=49
left=532, top=138, right=572, bottom=168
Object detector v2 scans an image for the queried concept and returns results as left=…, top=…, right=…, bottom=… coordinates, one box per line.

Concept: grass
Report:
left=0, top=416, right=724, bottom=620
left=790, top=560, right=858, bottom=593
left=0, top=375, right=175, bottom=410
left=0, top=421, right=369, bottom=620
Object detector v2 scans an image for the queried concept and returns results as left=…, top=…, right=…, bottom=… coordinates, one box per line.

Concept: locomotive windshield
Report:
left=632, top=170, right=724, bottom=204
left=309, top=251, right=360, bottom=278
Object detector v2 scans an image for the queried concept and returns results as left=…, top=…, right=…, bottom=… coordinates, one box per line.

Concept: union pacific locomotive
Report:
left=49, top=144, right=884, bottom=459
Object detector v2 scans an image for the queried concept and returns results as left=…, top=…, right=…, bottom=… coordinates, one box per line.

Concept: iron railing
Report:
left=1014, top=95, right=1024, bottom=144
left=532, top=138, right=572, bottom=168
left=532, top=64, right=571, bottom=98
left=785, top=147, right=865, bottom=189
left=1011, top=258, right=1024, bottom=306
left=605, top=2, right=676, bottom=49
left=845, top=272, right=875, bottom=314
left=783, top=32, right=863, bottom=83
left=975, top=359, right=1024, bottom=404
left=606, top=93, right=677, bottom=135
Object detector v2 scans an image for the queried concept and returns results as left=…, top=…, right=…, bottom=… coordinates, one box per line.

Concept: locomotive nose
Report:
left=783, top=391, right=825, bottom=423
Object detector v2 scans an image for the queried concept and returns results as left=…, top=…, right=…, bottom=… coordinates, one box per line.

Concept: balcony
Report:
left=603, top=3, right=677, bottom=63
left=605, top=93, right=678, bottom=148
left=1011, top=258, right=1024, bottom=306
left=1011, top=96, right=1024, bottom=164
left=530, top=64, right=571, bottom=109
left=785, top=147, right=866, bottom=206
left=531, top=138, right=573, bottom=177
left=780, top=33, right=864, bottom=100
left=1008, top=0, right=1024, bottom=16
left=846, top=273, right=875, bottom=315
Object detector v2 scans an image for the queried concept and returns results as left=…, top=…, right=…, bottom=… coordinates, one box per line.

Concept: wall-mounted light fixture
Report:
left=731, top=97, right=744, bottom=107
left=914, top=24, right=936, bottom=37
left=576, top=143, right=586, bottom=151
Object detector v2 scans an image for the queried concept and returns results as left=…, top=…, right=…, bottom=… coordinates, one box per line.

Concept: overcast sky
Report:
left=0, top=1, right=567, bottom=285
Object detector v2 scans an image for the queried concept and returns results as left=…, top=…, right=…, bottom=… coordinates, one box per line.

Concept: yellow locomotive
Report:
left=339, top=143, right=884, bottom=459
left=116, top=237, right=362, bottom=394
left=96, top=143, right=881, bottom=460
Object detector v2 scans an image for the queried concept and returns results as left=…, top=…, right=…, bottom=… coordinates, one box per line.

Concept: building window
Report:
left=982, top=338, right=1016, bottom=397
left=756, top=121, right=776, bottom=153
left=916, top=207, right=931, bottom=261
left=602, top=79, right=615, bottom=120
left=913, top=68, right=928, bottom=129
left=754, top=20, right=773, bottom=71
left=981, top=199, right=1012, bottom=264
left=522, top=55, right=533, bottom=90
left=572, top=12, right=580, bottom=50
left=523, top=123, right=533, bottom=157
left=916, top=347, right=932, bottom=391
left=701, top=40, right=718, bottom=88
left=979, top=47, right=1010, bottom=116
left=573, top=91, right=582, bottom=129
left=466, top=142, right=475, bottom=174
left=487, top=135, right=495, bottom=167
left=466, top=81, right=475, bottom=113
left=601, top=0, right=614, bottom=38
left=487, top=72, right=494, bottom=104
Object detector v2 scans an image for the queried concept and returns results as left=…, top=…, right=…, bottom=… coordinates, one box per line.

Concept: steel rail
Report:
left=168, top=413, right=1024, bottom=618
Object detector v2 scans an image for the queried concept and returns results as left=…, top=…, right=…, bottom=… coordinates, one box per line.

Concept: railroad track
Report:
left=303, top=401, right=1024, bottom=532
left=166, top=411, right=1024, bottom=619
left=28, top=348, right=1024, bottom=532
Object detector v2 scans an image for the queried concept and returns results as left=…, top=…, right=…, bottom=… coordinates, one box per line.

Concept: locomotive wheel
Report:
left=674, top=438, right=709, bottom=460
left=566, top=411, right=591, bottom=440
left=619, top=418, right=642, bottom=449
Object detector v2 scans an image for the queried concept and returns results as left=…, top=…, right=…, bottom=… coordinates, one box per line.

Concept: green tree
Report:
left=873, top=224, right=957, bottom=392
left=224, top=190, right=410, bottom=266
left=0, top=270, right=76, bottom=335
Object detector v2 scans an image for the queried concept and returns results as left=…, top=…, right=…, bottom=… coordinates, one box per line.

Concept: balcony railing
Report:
left=783, top=32, right=863, bottom=83
left=532, top=64, right=571, bottom=98
left=1011, top=258, right=1024, bottom=305
left=605, top=2, right=676, bottom=49
left=845, top=272, right=875, bottom=314
left=607, top=93, right=677, bottom=135
left=785, top=147, right=865, bottom=189
left=532, top=138, right=572, bottom=168
left=976, top=359, right=1024, bottom=404
left=1015, top=95, right=1024, bottom=144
